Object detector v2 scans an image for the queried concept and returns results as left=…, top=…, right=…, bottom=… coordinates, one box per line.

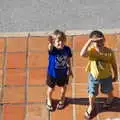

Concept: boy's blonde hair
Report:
left=53, top=29, right=66, bottom=42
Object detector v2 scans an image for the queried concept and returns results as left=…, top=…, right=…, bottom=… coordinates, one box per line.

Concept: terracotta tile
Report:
left=0, top=105, right=2, bottom=119
left=76, top=105, right=98, bottom=120
left=73, top=51, right=88, bottom=67
left=4, top=69, right=26, bottom=85
left=6, top=53, right=26, bottom=68
left=114, top=51, right=120, bottom=65
left=7, top=37, right=26, bottom=52
left=27, top=104, right=48, bottom=120
left=29, top=68, right=47, bottom=85
left=0, top=54, right=3, bottom=68
left=73, top=35, right=89, bottom=51
left=51, top=104, right=73, bottom=120
left=28, top=86, right=46, bottom=102
left=74, top=67, right=88, bottom=83
left=0, top=38, right=5, bottom=52
left=105, top=34, right=118, bottom=49
left=3, top=105, right=25, bottom=120
left=0, top=87, right=2, bottom=103
left=75, top=84, right=88, bottom=98
left=28, top=52, right=48, bottom=68
left=29, top=37, right=48, bottom=52
left=0, top=70, right=3, bottom=85
left=52, top=85, right=72, bottom=99
left=3, top=87, right=25, bottom=103
left=115, top=34, right=120, bottom=50
left=66, top=36, right=73, bottom=48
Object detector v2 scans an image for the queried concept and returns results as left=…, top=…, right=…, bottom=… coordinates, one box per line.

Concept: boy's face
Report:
left=53, top=35, right=64, bottom=49
left=92, top=35, right=105, bottom=48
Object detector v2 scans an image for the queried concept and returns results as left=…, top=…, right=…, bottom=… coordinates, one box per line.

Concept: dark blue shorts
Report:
left=88, top=73, right=113, bottom=96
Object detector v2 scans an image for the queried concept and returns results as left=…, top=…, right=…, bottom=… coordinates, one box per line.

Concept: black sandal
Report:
left=57, top=100, right=65, bottom=110
left=84, top=105, right=95, bottom=119
left=46, top=104, right=53, bottom=111
left=84, top=111, right=91, bottom=120
left=46, top=100, right=53, bottom=111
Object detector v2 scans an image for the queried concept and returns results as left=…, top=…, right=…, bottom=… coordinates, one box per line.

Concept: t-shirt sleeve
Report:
left=67, top=47, right=72, bottom=57
left=48, top=46, right=56, bottom=55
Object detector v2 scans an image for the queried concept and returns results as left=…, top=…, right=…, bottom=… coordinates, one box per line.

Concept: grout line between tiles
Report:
left=24, top=33, right=30, bottom=120
left=0, top=37, right=7, bottom=120
left=72, top=35, right=77, bottom=120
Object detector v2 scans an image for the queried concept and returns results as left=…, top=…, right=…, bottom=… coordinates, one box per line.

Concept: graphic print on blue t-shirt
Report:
left=55, top=55, right=67, bottom=69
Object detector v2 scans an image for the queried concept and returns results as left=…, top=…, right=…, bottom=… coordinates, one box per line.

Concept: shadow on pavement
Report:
left=53, top=97, right=120, bottom=119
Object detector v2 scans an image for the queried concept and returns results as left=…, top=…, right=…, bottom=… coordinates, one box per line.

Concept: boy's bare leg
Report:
left=106, top=91, right=114, bottom=102
left=87, top=95, right=96, bottom=114
left=60, top=85, right=67, bottom=101
left=47, top=86, right=54, bottom=105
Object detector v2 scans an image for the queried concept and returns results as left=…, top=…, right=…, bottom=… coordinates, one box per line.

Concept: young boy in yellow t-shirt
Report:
left=80, top=30, right=118, bottom=119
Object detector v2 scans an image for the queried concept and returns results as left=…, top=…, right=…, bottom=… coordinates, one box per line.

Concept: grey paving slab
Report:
left=0, top=0, right=120, bottom=32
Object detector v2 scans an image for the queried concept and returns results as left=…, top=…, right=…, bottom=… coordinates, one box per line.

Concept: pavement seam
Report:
left=0, top=37, right=7, bottom=120
left=72, top=35, right=77, bottom=120
left=24, top=33, right=30, bottom=120
left=0, top=28, right=120, bottom=37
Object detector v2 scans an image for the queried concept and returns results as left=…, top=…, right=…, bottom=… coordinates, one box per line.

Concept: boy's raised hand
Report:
left=89, top=37, right=103, bottom=42
left=48, top=36, right=54, bottom=44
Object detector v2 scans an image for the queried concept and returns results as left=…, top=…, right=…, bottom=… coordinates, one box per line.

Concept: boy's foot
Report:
left=84, top=111, right=91, bottom=120
left=84, top=104, right=95, bottom=120
left=46, top=104, right=53, bottom=111
left=57, top=99, right=66, bottom=110
left=103, top=98, right=115, bottom=109
left=46, top=99, right=53, bottom=111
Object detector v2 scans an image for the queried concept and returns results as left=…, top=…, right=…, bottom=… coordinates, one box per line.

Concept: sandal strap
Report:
left=84, top=111, right=91, bottom=119
left=47, top=104, right=53, bottom=111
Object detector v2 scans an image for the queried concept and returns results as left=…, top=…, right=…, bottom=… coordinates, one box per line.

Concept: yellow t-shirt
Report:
left=86, top=47, right=116, bottom=79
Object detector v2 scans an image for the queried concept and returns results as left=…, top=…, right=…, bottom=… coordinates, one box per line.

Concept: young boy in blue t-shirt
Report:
left=46, top=29, right=73, bottom=111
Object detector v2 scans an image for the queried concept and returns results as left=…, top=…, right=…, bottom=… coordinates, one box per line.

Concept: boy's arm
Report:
left=111, top=62, right=118, bottom=82
left=111, top=52, right=118, bottom=82
left=67, top=57, right=73, bottom=78
left=80, top=39, right=92, bottom=57
left=80, top=38, right=103, bottom=57
left=48, top=36, right=54, bottom=51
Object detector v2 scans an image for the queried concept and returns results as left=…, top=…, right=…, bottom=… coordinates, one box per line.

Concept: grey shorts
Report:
left=88, top=73, right=113, bottom=96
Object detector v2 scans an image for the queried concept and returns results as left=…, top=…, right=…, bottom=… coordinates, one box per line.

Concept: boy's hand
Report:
left=89, top=38, right=103, bottom=42
left=67, top=69, right=73, bottom=78
left=48, top=36, right=54, bottom=44
left=112, top=76, right=118, bottom=82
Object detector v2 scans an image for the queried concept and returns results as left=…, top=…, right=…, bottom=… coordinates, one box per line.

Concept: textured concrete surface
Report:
left=0, top=0, right=120, bottom=32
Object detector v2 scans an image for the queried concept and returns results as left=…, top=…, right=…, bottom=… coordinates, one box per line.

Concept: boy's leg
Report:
left=47, top=86, right=54, bottom=106
left=100, top=76, right=114, bottom=107
left=87, top=95, right=96, bottom=114
left=86, top=74, right=99, bottom=116
left=46, top=74, right=56, bottom=110
left=60, top=85, right=67, bottom=101
left=57, top=76, right=69, bottom=100
left=56, top=76, right=68, bottom=109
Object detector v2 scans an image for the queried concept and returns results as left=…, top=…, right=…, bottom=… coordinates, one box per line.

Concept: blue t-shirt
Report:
left=48, top=45, right=72, bottom=79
